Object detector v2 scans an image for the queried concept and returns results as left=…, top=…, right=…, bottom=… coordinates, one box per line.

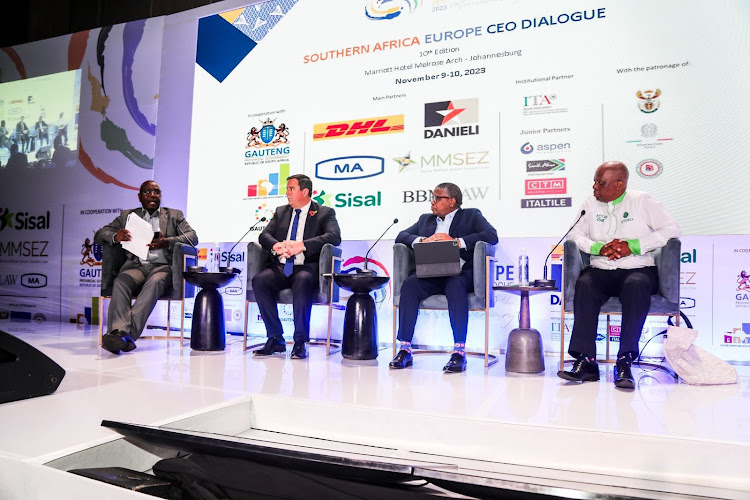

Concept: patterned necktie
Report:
left=283, top=208, right=302, bottom=277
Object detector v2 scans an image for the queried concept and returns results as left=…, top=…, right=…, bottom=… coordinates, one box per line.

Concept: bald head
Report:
left=593, top=161, right=628, bottom=203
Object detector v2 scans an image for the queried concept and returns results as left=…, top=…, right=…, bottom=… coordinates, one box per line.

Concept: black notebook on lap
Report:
left=414, top=240, right=461, bottom=278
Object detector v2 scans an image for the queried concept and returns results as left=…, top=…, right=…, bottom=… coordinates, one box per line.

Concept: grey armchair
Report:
left=560, top=238, right=681, bottom=367
left=243, top=242, right=342, bottom=355
left=392, top=241, right=497, bottom=367
left=98, top=242, right=197, bottom=344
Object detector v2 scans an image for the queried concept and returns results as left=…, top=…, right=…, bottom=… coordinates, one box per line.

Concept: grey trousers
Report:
left=107, top=262, right=172, bottom=340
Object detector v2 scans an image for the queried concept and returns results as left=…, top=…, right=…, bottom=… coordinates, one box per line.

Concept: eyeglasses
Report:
left=430, top=194, right=452, bottom=202
left=140, top=189, right=161, bottom=195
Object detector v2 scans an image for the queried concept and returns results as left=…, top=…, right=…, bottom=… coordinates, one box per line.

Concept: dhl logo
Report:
left=313, top=115, right=404, bottom=141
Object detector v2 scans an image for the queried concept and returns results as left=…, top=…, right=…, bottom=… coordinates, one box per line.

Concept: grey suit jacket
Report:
left=94, top=206, right=198, bottom=266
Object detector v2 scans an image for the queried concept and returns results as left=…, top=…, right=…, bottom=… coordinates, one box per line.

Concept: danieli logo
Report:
left=424, top=98, right=479, bottom=139
left=316, top=156, right=384, bottom=180
left=637, top=89, right=661, bottom=113
left=364, top=0, right=420, bottom=21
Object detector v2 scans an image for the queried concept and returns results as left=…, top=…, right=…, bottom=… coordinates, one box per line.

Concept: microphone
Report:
left=358, top=218, right=398, bottom=276
left=177, top=223, right=203, bottom=272
left=533, top=210, right=586, bottom=288
left=222, top=217, right=267, bottom=274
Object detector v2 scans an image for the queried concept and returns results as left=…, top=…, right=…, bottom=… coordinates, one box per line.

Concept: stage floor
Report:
left=1, top=322, right=749, bottom=499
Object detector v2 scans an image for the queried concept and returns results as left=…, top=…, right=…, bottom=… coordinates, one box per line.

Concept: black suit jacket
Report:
left=258, top=201, right=341, bottom=270
left=396, top=208, right=498, bottom=270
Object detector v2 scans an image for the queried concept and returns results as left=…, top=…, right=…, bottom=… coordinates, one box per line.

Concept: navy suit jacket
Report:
left=395, top=208, right=498, bottom=271
left=258, top=201, right=341, bottom=270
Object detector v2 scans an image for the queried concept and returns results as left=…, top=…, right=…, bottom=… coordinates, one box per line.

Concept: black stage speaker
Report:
left=0, top=330, right=66, bottom=404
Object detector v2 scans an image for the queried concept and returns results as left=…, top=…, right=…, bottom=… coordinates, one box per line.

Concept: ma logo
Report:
left=316, top=156, right=384, bottom=180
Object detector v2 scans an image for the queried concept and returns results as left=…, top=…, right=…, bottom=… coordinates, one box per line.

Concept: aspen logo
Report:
left=524, top=178, right=567, bottom=195
left=313, top=115, right=404, bottom=141
left=315, top=156, right=384, bottom=180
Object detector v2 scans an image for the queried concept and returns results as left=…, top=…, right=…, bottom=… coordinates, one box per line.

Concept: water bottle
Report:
left=518, top=248, right=529, bottom=286
left=207, top=244, right=219, bottom=272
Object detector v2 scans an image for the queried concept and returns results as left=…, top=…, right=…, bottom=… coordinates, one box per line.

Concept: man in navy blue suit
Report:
left=391, top=182, right=498, bottom=373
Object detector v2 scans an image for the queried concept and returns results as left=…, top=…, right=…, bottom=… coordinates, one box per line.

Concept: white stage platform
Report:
left=1, top=322, right=749, bottom=499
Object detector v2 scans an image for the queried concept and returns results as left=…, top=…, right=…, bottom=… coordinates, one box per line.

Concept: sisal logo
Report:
left=525, top=178, right=567, bottom=195
left=0, top=209, right=51, bottom=231
left=313, top=115, right=404, bottom=141
left=313, top=190, right=382, bottom=208
left=315, top=156, right=384, bottom=180
left=424, top=99, right=479, bottom=139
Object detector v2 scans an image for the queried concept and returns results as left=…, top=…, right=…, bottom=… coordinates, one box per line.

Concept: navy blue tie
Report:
left=283, top=208, right=301, bottom=277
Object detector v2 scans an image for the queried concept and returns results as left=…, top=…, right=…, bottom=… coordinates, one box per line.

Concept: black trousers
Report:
left=568, top=266, right=658, bottom=359
left=251, top=263, right=316, bottom=342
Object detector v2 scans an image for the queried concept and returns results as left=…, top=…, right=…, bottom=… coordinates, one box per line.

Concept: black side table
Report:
left=333, top=274, right=390, bottom=360
left=184, top=270, right=239, bottom=351
left=494, top=285, right=558, bottom=373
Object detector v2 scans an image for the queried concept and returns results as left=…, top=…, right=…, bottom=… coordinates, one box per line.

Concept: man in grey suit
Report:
left=95, top=180, right=198, bottom=354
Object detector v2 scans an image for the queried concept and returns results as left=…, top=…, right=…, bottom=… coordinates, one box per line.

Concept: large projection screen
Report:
left=187, top=0, right=750, bottom=242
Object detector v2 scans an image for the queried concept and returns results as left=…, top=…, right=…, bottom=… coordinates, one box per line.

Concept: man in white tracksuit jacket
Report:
left=557, top=161, right=681, bottom=389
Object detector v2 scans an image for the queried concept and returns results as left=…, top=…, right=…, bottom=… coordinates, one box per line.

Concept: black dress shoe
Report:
left=291, top=341, right=307, bottom=359
left=101, top=330, right=129, bottom=355
left=443, top=352, right=467, bottom=373
left=254, top=337, right=286, bottom=355
left=121, top=335, right=137, bottom=352
left=389, top=349, right=413, bottom=369
left=614, top=356, right=635, bottom=390
left=557, top=357, right=600, bottom=382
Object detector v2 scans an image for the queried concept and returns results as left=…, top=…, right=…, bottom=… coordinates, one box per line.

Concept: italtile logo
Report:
left=0, top=209, right=51, bottom=231
left=365, top=0, right=420, bottom=20
left=637, top=89, right=661, bottom=113
left=520, top=197, right=571, bottom=208
left=424, top=99, right=479, bottom=139
left=313, top=115, right=404, bottom=141
left=526, top=159, right=565, bottom=173
left=315, top=156, right=384, bottom=180
left=313, top=190, right=382, bottom=208
left=525, top=178, right=567, bottom=195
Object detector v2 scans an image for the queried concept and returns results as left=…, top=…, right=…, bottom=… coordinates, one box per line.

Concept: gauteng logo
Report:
left=637, top=89, right=661, bottom=113
left=316, top=156, right=384, bottom=180
left=313, top=115, right=403, bottom=141
left=365, top=0, right=420, bottom=21
left=424, top=98, right=479, bottom=139
left=247, top=118, right=290, bottom=148
left=80, top=237, right=103, bottom=267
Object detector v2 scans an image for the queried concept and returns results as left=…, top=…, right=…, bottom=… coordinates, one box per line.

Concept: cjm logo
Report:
left=315, top=156, right=384, bottom=180
left=21, top=273, right=47, bottom=288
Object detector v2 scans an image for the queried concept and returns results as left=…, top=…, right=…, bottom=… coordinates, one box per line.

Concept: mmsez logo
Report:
left=313, top=190, right=382, bottom=208
left=424, top=99, right=479, bottom=139
left=316, top=156, right=384, bottom=180
left=313, top=115, right=403, bottom=141
left=403, top=187, right=489, bottom=203
left=395, top=150, right=490, bottom=173
left=0, top=241, right=49, bottom=257
left=0, top=209, right=51, bottom=231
